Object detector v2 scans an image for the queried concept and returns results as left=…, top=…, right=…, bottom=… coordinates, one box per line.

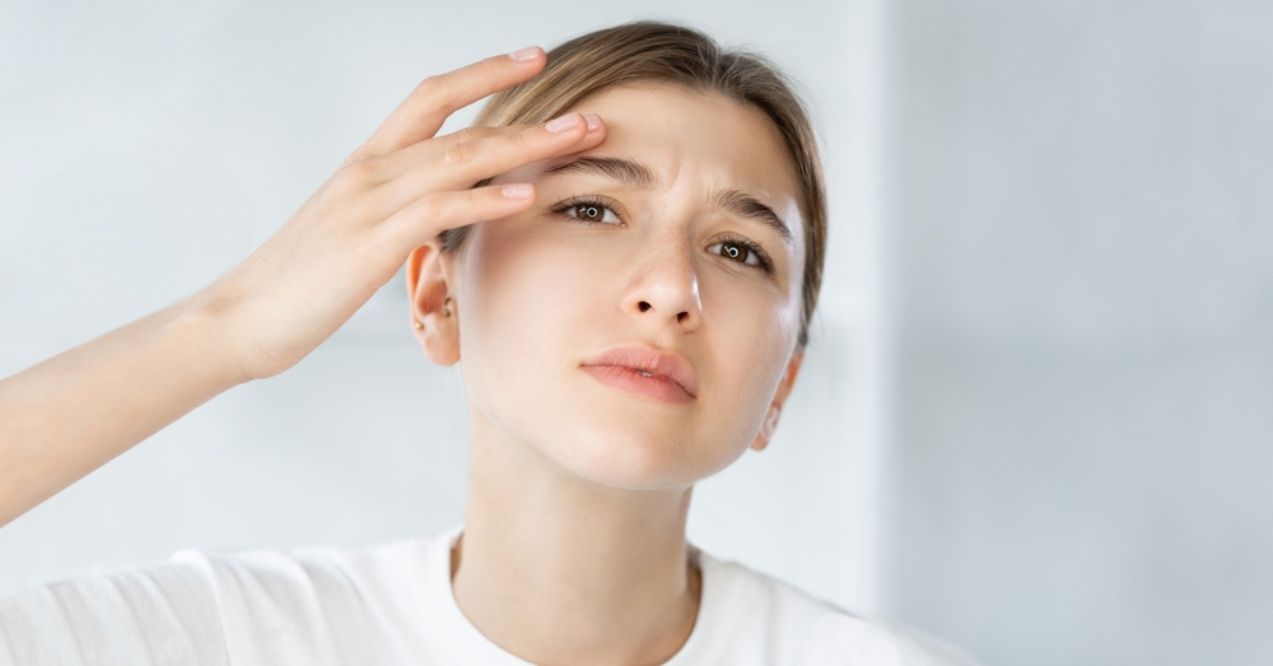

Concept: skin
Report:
left=404, top=80, right=807, bottom=665
left=0, top=50, right=793, bottom=661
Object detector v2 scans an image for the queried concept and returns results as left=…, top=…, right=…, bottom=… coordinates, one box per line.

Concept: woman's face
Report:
left=423, top=81, right=807, bottom=489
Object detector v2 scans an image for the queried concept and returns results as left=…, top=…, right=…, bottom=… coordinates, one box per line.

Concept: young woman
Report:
left=0, top=20, right=980, bottom=666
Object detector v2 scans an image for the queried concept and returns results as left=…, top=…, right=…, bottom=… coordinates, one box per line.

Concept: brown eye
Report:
left=551, top=195, right=775, bottom=276
left=708, top=238, right=773, bottom=274
left=720, top=242, right=747, bottom=261
left=552, top=198, right=621, bottom=225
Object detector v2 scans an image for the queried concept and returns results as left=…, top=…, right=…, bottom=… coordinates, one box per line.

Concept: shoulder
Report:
left=0, top=557, right=227, bottom=665
left=164, top=536, right=429, bottom=660
left=167, top=535, right=429, bottom=628
left=803, top=609, right=985, bottom=666
left=700, top=552, right=983, bottom=666
left=0, top=535, right=428, bottom=665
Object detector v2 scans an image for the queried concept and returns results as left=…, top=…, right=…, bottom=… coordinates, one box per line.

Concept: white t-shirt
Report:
left=0, top=522, right=981, bottom=665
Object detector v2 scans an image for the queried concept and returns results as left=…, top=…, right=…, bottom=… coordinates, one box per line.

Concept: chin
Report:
left=537, top=421, right=706, bottom=491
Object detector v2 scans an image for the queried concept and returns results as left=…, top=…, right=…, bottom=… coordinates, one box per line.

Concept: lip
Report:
left=582, top=365, right=695, bottom=404
left=581, top=344, right=699, bottom=401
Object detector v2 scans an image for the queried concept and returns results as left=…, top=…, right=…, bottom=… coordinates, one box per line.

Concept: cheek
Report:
left=704, top=317, right=791, bottom=426
left=695, top=286, right=798, bottom=441
left=457, top=220, right=590, bottom=376
left=697, top=273, right=793, bottom=344
left=472, top=222, right=594, bottom=313
left=475, top=213, right=641, bottom=322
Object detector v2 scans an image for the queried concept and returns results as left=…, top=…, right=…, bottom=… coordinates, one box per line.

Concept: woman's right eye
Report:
left=550, top=196, right=623, bottom=226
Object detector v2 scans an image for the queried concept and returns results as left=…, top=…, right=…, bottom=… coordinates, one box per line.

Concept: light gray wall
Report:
left=1, top=0, right=898, bottom=646
left=15, top=2, right=1262, bottom=663
left=879, top=1, right=1273, bottom=664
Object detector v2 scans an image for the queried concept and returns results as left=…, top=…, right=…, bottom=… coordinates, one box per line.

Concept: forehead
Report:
left=555, top=81, right=805, bottom=234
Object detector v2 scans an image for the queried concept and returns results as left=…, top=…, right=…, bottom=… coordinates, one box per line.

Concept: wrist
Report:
left=170, top=285, right=255, bottom=387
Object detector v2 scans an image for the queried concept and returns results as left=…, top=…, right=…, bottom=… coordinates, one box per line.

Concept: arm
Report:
left=0, top=289, right=250, bottom=527
left=0, top=45, right=604, bottom=530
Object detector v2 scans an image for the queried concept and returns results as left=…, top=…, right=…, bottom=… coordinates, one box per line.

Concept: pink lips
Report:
left=582, top=364, right=695, bottom=404
left=581, top=344, right=698, bottom=403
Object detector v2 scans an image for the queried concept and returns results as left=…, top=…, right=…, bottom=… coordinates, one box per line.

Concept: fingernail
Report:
left=508, top=46, right=542, bottom=62
left=584, top=113, right=601, bottom=130
left=502, top=183, right=534, bottom=199
left=545, top=113, right=582, bottom=133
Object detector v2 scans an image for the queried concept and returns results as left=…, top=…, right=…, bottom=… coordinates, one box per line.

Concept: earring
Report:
left=414, top=297, right=453, bottom=330
left=415, top=296, right=452, bottom=329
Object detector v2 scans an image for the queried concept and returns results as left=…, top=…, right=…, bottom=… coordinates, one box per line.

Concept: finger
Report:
left=354, top=47, right=546, bottom=162
left=372, top=112, right=607, bottom=214
left=376, top=109, right=605, bottom=184
left=378, top=181, right=539, bottom=249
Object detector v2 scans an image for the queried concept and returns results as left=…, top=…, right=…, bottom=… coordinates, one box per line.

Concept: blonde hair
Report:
left=441, top=20, right=826, bottom=351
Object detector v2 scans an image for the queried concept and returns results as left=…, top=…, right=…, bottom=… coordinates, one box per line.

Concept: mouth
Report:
left=581, top=364, right=696, bottom=404
left=580, top=344, right=699, bottom=400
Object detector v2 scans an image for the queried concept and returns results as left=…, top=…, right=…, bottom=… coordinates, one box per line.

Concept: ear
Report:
left=405, top=240, right=460, bottom=366
left=750, top=348, right=804, bottom=452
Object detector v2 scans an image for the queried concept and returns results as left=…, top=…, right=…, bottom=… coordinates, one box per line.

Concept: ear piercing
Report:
left=413, top=296, right=452, bottom=329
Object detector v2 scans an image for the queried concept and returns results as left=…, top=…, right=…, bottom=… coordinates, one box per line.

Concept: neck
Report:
left=448, top=409, right=703, bottom=664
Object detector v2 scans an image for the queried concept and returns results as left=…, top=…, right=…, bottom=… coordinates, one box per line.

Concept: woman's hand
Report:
left=0, top=47, right=606, bottom=526
left=201, top=46, right=605, bottom=381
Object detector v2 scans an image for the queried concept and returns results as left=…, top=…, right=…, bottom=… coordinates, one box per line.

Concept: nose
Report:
left=622, top=238, right=703, bottom=333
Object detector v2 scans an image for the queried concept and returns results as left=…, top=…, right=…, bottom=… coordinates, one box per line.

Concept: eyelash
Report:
left=548, top=195, right=775, bottom=275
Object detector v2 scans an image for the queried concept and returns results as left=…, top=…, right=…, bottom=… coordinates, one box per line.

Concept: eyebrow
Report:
left=543, top=156, right=794, bottom=247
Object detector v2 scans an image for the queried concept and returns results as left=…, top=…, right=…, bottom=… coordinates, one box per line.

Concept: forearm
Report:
left=0, top=291, right=250, bottom=526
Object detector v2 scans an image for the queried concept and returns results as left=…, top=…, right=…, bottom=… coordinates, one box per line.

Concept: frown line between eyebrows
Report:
left=542, top=156, right=794, bottom=247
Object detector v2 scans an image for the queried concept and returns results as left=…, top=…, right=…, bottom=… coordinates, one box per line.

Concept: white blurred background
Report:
left=2, top=1, right=1270, bottom=665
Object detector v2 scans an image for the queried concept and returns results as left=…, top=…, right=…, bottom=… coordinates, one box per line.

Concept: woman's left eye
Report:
left=706, top=238, right=773, bottom=273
